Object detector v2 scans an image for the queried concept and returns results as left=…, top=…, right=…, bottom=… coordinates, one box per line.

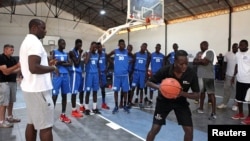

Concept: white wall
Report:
left=104, top=9, right=250, bottom=62
left=0, top=3, right=104, bottom=56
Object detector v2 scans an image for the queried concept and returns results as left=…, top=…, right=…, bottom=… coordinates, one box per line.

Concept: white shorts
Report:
left=22, top=90, right=54, bottom=130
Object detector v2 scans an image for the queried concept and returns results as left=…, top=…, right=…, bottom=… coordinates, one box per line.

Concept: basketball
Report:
left=159, top=78, right=182, bottom=99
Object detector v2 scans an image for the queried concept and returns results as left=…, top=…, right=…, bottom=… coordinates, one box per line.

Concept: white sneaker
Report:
left=217, top=104, right=227, bottom=109
left=196, top=109, right=204, bottom=114
left=232, top=105, right=238, bottom=111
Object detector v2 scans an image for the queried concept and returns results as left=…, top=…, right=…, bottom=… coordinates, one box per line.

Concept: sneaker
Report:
left=241, top=116, right=250, bottom=125
left=194, top=99, right=199, bottom=104
left=6, top=116, right=21, bottom=123
left=79, top=106, right=86, bottom=113
left=148, top=100, right=153, bottom=105
left=144, top=97, right=149, bottom=103
left=232, top=113, right=245, bottom=120
left=232, top=105, right=238, bottom=111
left=208, top=113, right=217, bottom=120
left=217, top=104, right=227, bottom=109
left=101, top=103, right=110, bottom=110
left=196, top=108, right=204, bottom=114
left=123, top=106, right=130, bottom=113
left=93, top=109, right=101, bottom=114
left=85, top=109, right=91, bottom=115
left=134, top=98, right=138, bottom=104
left=0, top=121, right=13, bottom=128
left=71, top=110, right=83, bottom=118
left=59, top=114, right=71, bottom=124
left=112, top=107, right=119, bottom=114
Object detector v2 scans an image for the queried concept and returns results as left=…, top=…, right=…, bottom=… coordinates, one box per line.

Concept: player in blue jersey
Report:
left=165, top=43, right=178, bottom=65
left=129, top=43, right=150, bottom=108
left=97, top=42, right=110, bottom=110
left=51, top=39, right=72, bottom=123
left=120, top=44, right=134, bottom=108
left=68, top=39, right=84, bottom=118
left=148, top=43, right=165, bottom=104
left=107, top=39, right=130, bottom=114
left=84, top=42, right=101, bottom=115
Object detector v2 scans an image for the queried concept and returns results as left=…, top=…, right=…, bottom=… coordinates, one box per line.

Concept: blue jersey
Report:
left=85, top=52, right=99, bottom=73
left=151, top=52, right=165, bottom=73
left=134, top=52, right=148, bottom=71
left=69, top=48, right=82, bottom=73
left=98, top=51, right=106, bottom=72
left=114, top=49, right=129, bottom=75
left=168, top=51, right=175, bottom=64
left=53, top=49, right=69, bottom=74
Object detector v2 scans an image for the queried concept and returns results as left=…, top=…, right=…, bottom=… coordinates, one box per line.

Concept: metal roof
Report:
left=1, top=0, right=250, bottom=30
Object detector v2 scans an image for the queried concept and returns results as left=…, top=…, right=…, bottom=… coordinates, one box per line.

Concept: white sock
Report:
left=72, top=107, right=76, bottom=111
left=93, top=103, right=97, bottom=109
left=85, top=104, right=89, bottom=110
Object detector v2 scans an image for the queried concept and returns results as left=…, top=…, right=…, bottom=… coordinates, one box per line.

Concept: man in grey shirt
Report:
left=193, top=41, right=217, bottom=120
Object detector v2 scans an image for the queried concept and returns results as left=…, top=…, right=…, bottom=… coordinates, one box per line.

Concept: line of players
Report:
left=51, top=38, right=175, bottom=123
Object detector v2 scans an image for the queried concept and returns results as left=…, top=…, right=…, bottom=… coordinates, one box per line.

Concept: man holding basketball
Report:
left=146, top=50, right=200, bottom=141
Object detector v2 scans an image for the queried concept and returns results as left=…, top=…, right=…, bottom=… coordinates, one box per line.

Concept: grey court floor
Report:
left=0, top=80, right=248, bottom=141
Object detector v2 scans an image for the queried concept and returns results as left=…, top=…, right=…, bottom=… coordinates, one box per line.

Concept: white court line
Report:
left=98, top=114, right=146, bottom=141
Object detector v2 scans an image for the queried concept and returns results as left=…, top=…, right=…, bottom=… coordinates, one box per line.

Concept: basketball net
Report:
left=145, top=15, right=164, bottom=26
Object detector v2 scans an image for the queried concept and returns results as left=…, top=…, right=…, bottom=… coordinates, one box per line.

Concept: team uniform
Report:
left=150, top=52, right=165, bottom=91
left=113, top=49, right=130, bottom=92
left=52, top=50, right=70, bottom=95
left=132, top=52, right=149, bottom=89
left=168, top=51, right=175, bottom=64
left=84, top=52, right=99, bottom=92
left=69, top=48, right=83, bottom=94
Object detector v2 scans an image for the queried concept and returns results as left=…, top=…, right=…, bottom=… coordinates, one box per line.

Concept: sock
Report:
left=85, top=104, right=89, bottom=110
left=72, top=107, right=76, bottom=111
left=80, top=104, right=84, bottom=107
left=93, top=103, right=97, bottom=109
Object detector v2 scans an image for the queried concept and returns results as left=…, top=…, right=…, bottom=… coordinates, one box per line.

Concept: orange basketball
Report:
left=159, top=78, right=182, bottom=99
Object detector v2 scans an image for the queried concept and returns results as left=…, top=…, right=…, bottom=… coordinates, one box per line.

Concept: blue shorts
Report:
left=132, top=70, right=146, bottom=89
left=52, top=73, right=71, bottom=95
left=99, top=71, right=107, bottom=88
left=113, top=74, right=130, bottom=92
left=69, top=71, right=83, bottom=94
left=85, top=73, right=99, bottom=92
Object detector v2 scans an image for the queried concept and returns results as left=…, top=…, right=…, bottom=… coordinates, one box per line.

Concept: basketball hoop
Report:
left=145, top=14, right=163, bottom=25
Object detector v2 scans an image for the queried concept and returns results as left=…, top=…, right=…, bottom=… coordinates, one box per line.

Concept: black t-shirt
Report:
left=149, top=64, right=200, bottom=104
left=0, top=54, right=17, bottom=82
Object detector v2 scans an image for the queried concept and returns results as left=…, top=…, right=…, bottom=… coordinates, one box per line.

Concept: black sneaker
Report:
left=144, top=97, right=149, bottom=103
left=112, top=107, right=119, bottom=114
left=85, top=109, right=91, bottom=115
left=123, top=106, right=130, bottom=114
left=208, top=113, right=217, bottom=120
left=93, top=109, right=101, bottom=114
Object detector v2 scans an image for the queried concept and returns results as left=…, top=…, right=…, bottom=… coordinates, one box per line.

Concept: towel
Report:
left=201, top=49, right=218, bottom=65
left=245, top=88, right=250, bottom=102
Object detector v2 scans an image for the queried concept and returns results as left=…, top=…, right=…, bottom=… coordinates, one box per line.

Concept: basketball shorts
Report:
left=85, top=72, right=99, bottom=92
left=69, top=71, right=83, bottom=94
left=52, top=73, right=71, bottom=95
left=132, top=70, right=146, bottom=89
left=152, top=97, right=192, bottom=126
left=113, top=74, right=130, bottom=92
left=22, top=90, right=54, bottom=130
left=99, top=71, right=107, bottom=88
left=235, top=81, right=250, bottom=103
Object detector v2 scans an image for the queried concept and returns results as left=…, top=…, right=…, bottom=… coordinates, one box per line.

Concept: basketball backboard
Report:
left=127, top=0, right=164, bottom=24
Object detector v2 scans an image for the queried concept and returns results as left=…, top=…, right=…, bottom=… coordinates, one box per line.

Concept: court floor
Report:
left=0, top=80, right=247, bottom=141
